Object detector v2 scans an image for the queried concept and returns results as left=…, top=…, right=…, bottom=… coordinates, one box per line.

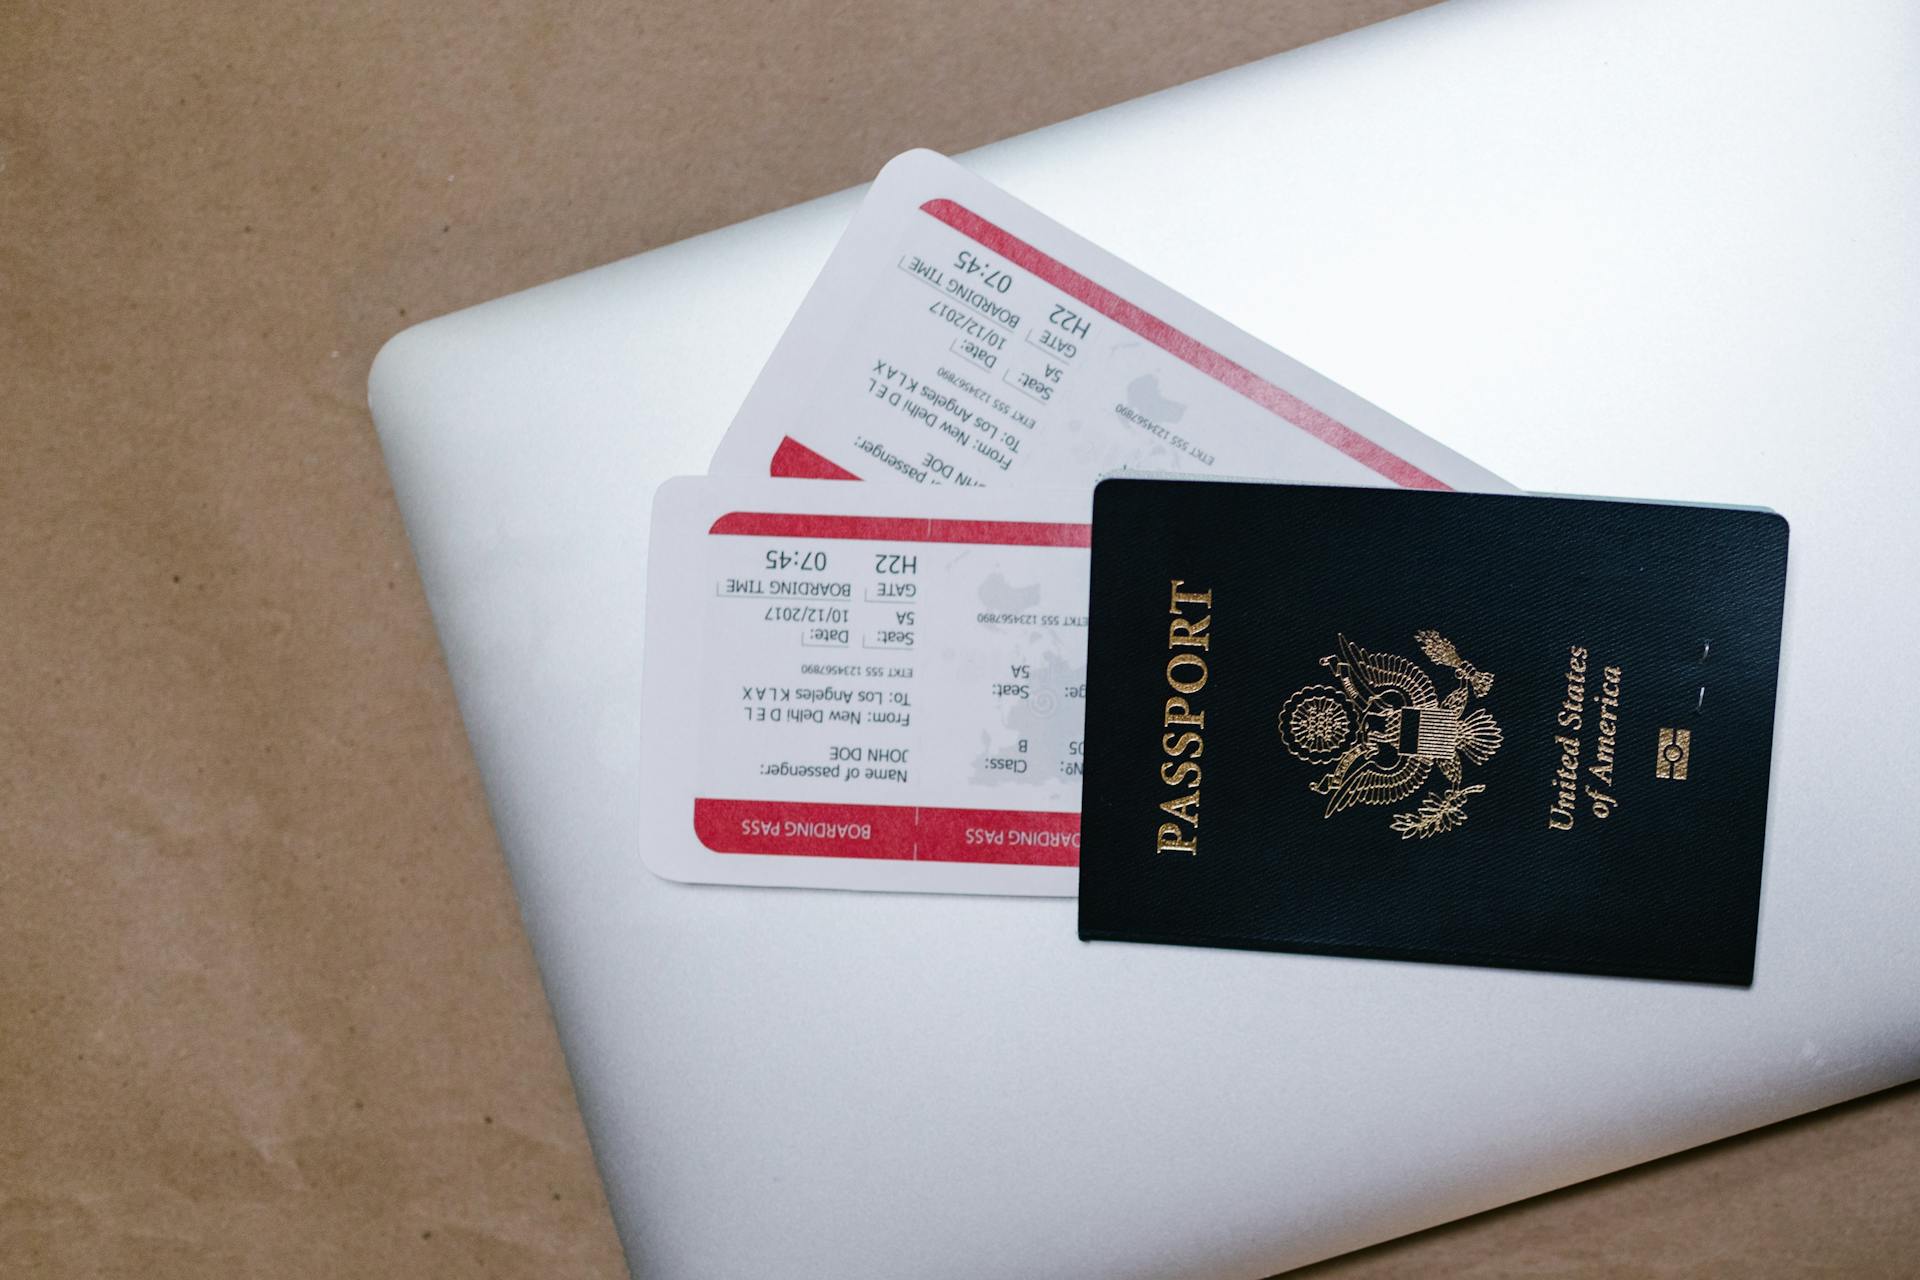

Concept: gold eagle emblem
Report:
left=1278, top=630, right=1502, bottom=839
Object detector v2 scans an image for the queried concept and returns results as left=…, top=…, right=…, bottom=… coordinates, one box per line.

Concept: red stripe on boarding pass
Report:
left=693, top=798, right=1080, bottom=866
left=914, top=807, right=1080, bottom=865
left=918, top=198, right=1449, bottom=492
left=708, top=511, right=1090, bottom=547
left=770, top=436, right=861, bottom=479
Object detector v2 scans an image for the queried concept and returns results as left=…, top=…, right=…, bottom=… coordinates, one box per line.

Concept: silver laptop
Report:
left=369, top=1, right=1920, bottom=1275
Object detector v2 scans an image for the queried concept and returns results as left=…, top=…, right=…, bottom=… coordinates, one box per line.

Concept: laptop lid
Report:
left=370, top=1, right=1920, bottom=1274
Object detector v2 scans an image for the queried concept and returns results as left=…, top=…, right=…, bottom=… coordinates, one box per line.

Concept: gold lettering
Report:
left=1156, top=581, right=1213, bottom=853
left=1548, top=733, right=1581, bottom=832
left=1163, top=697, right=1205, bottom=728
left=1156, top=823, right=1198, bottom=855
left=1161, top=731, right=1203, bottom=759
left=1166, top=652, right=1208, bottom=694
left=1555, top=646, right=1589, bottom=730
left=1168, top=580, right=1213, bottom=613
left=1159, top=790, right=1201, bottom=826
left=1160, top=759, right=1202, bottom=788
left=1589, top=664, right=1621, bottom=787
left=1168, top=613, right=1211, bottom=650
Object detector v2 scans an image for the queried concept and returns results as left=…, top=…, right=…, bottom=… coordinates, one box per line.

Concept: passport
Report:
left=1077, top=479, right=1789, bottom=984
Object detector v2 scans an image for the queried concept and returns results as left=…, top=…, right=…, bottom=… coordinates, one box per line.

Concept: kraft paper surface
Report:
left=3, top=0, right=1913, bottom=1275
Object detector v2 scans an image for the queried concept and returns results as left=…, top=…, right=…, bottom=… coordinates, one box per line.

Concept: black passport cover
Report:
left=1078, top=479, right=1789, bottom=984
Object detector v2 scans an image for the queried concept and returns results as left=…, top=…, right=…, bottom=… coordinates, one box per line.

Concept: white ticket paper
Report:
left=712, top=149, right=1509, bottom=495
left=641, top=477, right=1093, bottom=895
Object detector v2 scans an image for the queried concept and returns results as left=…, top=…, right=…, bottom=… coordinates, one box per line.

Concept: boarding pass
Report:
left=640, top=477, right=1093, bottom=895
left=711, top=149, right=1509, bottom=495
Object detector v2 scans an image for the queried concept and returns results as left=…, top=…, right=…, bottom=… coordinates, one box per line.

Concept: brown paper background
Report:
left=2, top=1, right=1913, bottom=1275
